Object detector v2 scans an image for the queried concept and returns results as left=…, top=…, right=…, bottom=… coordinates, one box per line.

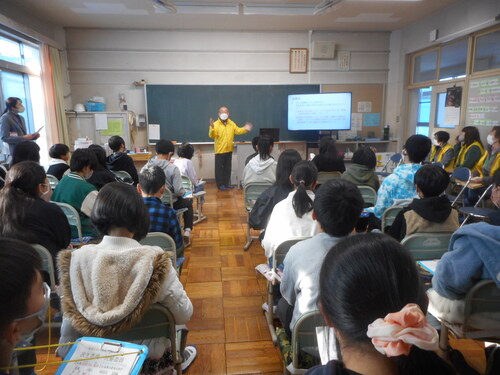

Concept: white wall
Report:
left=65, top=28, right=390, bottom=146
left=386, top=0, right=500, bottom=141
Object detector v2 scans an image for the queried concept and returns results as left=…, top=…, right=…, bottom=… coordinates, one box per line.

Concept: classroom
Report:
left=0, top=0, right=499, bottom=374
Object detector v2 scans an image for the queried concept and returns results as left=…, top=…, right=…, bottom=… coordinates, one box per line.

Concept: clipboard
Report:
left=417, top=260, right=439, bottom=275
left=55, top=337, right=148, bottom=375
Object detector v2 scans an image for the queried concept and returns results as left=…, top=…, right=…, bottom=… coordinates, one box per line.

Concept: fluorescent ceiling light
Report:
left=175, top=2, right=239, bottom=15
left=314, top=0, right=343, bottom=15
left=244, top=4, right=315, bottom=16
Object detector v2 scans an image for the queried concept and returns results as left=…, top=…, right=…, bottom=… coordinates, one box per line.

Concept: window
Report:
left=416, top=87, right=431, bottom=136
left=435, top=92, right=456, bottom=128
left=474, top=29, right=500, bottom=73
left=439, top=39, right=468, bottom=80
left=413, top=50, right=438, bottom=83
left=0, top=35, right=22, bottom=65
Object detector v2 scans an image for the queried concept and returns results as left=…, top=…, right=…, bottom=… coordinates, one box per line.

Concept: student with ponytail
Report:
left=262, top=161, right=318, bottom=258
left=242, top=134, right=277, bottom=188
left=306, top=233, right=456, bottom=375
left=0, top=161, right=71, bottom=265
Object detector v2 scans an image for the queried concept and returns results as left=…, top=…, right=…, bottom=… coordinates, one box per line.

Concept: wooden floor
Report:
left=35, top=182, right=487, bottom=374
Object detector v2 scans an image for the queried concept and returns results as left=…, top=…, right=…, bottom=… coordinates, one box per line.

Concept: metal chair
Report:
left=381, top=205, right=405, bottom=232
left=459, top=184, right=496, bottom=227
left=377, top=153, right=403, bottom=177
left=54, top=202, right=84, bottom=245
left=243, top=182, right=273, bottom=250
left=140, top=232, right=181, bottom=273
left=111, top=303, right=188, bottom=375
left=357, top=185, right=377, bottom=207
left=447, top=167, right=472, bottom=207
left=46, top=174, right=59, bottom=190
left=401, top=232, right=453, bottom=261
left=161, top=186, right=188, bottom=231
left=438, top=280, right=500, bottom=349
left=181, top=175, right=206, bottom=225
left=31, top=244, right=56, bottom=289
left=316, top=171, right=341, bottom=185
left=111, top=169, right=134, bottom=185
left=265, top=238, right=309, bottom=344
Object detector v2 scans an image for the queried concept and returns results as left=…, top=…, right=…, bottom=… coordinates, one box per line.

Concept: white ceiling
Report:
left=7, top=0, right=459, bottom=31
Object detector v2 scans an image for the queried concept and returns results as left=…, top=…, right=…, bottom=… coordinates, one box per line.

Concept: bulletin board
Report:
left=322, top=84, right=385, bottom=139
left=465, top=74, right=500, bottom=127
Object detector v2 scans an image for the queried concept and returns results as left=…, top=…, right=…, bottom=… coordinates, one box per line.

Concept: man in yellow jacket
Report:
left=209, top=106, right=253, bottom=190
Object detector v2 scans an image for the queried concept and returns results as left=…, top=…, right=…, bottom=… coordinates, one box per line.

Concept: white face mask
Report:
left=41, top=184, right=50, bottom=196
left=15, top=283, right=50, bottom=343
left=487, top=134, right=496, bottom=146
left=84, top=171, right=94, bottom=180
left=219, top=113, right=229, bottom=121
left=17, top=104, right=25, bottom=113
left=432, top=138, right=439, bottom=146
left=458, top=134, right=465, bottom=142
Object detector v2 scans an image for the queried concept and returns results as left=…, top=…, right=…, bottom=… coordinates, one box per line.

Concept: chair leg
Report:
left=439, top=323, right=450, bottom=351
left=265, top=281, right=278, bottom=345
left=244, top=222, right=252, bottom=250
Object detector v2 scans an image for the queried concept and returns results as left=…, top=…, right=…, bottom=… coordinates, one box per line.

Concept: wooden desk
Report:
left=130, top=152, right=152, bottom=170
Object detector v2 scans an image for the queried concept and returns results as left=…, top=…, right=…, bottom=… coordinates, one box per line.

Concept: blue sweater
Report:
left=432, top=222, right=500, bottom=299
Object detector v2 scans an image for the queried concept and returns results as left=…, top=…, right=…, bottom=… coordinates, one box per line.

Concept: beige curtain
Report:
left=41, top=44, right=70, bottom=145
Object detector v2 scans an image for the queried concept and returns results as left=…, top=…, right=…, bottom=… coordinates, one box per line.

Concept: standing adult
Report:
left=0, top=97, right=40, bottom=161
left=208, top=106, right=253, bottom=190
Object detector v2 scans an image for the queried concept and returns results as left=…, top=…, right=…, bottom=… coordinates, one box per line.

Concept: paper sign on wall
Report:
left=102, top=120, right=123, bottom=136
left=148, top=124, right=161, bottom=145
left=94, top=114, right=108, bottom=130
left=363, top=113, right=380, bottom=127
left=357, top=101, right=372, bottom=113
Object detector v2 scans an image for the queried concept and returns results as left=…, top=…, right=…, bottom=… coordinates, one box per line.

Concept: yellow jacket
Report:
left=430, top=143, right=454, bottom=171
left=476, top=151, right=500, bottom=179
left=208, top=118, right=248, bottom=154
left=454, top=141, right=485, bottom=172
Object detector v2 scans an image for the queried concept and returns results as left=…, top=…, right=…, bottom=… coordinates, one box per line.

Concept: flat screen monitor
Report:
left=287, top=92, right=352, bottom=131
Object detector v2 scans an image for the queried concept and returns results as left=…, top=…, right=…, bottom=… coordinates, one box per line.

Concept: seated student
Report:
left=147, top=140, right=194, bottom=242
left=245, top=136, right=259, bottom=165
left=0, top=161, right=71, bottom=265
left=279, top=179, right=364, bottom=337
left=249, top=149, right=302, bottom=231
left=389, top=164, right=459, bottom=242
left=106, top=135, right=139, bottom=185
left=86, top=144, right=117, bottom=190
left=0, top=141, right=40, bottom=188
left=138, top=165, right=184, bottom=254
left=373, top=135, right=431, bottom=219
left=453, top=126, right=484, bottom=171
left=306, top=233, right=456, bottom=375
left=312, top=136, right=345, bottom=173
left=242, top=134, right=277, bottom=189
left=465, top=125, right=500, bottom=207
left=57, top=183, right=197, bottom=373
left=46, top=143, right=70, bottom=180
left=430, top=131, right=454, bottom=171
left=262, top=161, right=318, bottom=259
left=51, top=148, right=98, bottom=238
left=0, top=238, right=48, bottom=375
left=173, top=142, right=205, bottom=201
left=341, top=147, right=380, bottom=191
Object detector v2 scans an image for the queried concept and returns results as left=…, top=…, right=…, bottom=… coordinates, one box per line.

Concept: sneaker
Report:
left=183, top=229, right=191, bottom=243
left=226, top=185, right=235, bottom=189
left=261, top=302, right=277, bottom=314
left=218, top=185, right=227, bottom=191
left=181, top=345, right=197, bottom=373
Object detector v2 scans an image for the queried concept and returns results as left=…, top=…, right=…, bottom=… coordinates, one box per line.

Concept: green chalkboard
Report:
left=145, top=84, right=321, bottom=142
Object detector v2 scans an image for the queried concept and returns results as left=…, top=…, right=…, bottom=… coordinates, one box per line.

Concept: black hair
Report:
left=319, top=233, right=454, bottom=375
left=0, top=162, right=47, bottom=243
left=319, top=136, right=342, bottom=162
left=493, top=168, right=500, bottom=187
left=177, top=142, right=194, bottom=159
left=257, top=134, right=273, bottom=161
left=0, top=238, right=42, bottom=334
left=352, top=147, right=376, bottom=169
left=314, top=179, right=364, bottom=237
left=108, top=135, right=126, bottom=152
left=274, top=149, right=302, bottom=191
left=91, top=182, right=149, bottom=241
left=434, top=131, right=450, bottom=144
left=403, top=135, right=432, bottom=163
left=414, top=164, right=450, bottom=197
left=492, top=126, right=500, bottom=141
left=462, top=126, right=483, bottom=148
left=12, top=141, right=40, bottom=165
left=139, top=165, right=166, bottom=195
left=70, top=148, right=96, bottom=173
left=251, top=136, right=260, bottom=152
left=2, top=97, right=21, bottom=115
left=155, top=139, right=175, bottom=155
left=291, top=161, right=318, bottom=218
left=88, top=144, right=107, bottom=170
left=49, top=143, right=70, bottom=159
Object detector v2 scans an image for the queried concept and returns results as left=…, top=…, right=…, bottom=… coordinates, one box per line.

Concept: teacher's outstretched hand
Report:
left=208, top=105, right=253, bottom=191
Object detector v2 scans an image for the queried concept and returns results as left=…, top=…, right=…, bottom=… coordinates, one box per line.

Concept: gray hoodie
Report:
left=146, top=158, right=185, bottom=200
left=242, top=155, right=277, bottom=188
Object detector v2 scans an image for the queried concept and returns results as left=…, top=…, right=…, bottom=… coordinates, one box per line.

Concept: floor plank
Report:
left=226, top=341, right=283, bottom=375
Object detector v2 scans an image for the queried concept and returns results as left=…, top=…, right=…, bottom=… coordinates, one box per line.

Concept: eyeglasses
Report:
left=14, top=282, right=51, bottom=322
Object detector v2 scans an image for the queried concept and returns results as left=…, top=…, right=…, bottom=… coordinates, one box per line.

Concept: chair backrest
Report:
left=54, top=202, right=83, bottom=242
left=433, top=162, right=444, bottom=168
left=273, top=238, right=309, bottom=267
left=140, top=232, right=177, bottom=265
left=31, top=244, right=56, bottom=288
left=161, top=186, right=174, bottom=206
left=317, top=171, right=341, bottom=185
left=111, top=170, right=132, bottom=180
left=390, top=153, right=403, bottom=164
left=462, top=280, right=500, bottom=340
left=401, top=232, right=453, bottom=261
left=381, top=205, right=405, bottom=232
left=181, top=175, right=192, bottom=191
left=357, top=185, right=377, bottom=207
left=46, top=174, right=59, bottom=189
left=292, top=310, right=326, bottom=369
left=244, top=182, right=272, bottom=211
left=452, top=167, right=471, bottom=183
